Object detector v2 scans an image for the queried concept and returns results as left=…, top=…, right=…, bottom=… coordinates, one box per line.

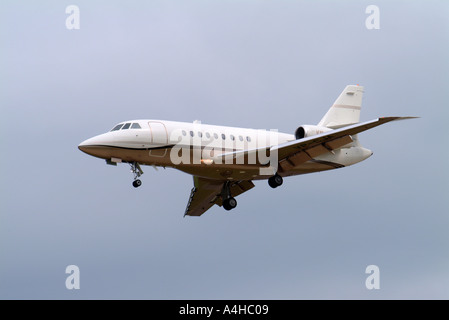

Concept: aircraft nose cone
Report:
left=78, top=144, right=87, bottom=153
left=78, top=137, right=97, bottom=155
left=78, top=133, right=114, bottom=159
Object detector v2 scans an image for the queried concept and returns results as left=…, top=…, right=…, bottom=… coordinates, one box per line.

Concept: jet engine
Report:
left=295, top=125, right=331, bottom=139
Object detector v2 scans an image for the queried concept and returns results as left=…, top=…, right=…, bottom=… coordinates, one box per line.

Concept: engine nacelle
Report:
left=295, top=125, right=331, bottom=139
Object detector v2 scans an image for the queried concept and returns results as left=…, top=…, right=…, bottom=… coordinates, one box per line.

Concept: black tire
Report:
left=268, top=174, right=283, bottom=188
left=133, top=179, right=142, bottom=188
left=227, top=197, right=237, bottom=208
left=268, top=178, right=278, bottom=188
left=223, top=197, right=237, bottom=211
left=274, top=174, right=283, bottom=186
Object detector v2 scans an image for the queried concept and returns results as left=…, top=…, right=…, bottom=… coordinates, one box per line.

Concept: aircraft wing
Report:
left=184, top=176, right=255, bottom=217
left=273, top=117, right=415, bottom=160
left=214, top=117, right=416, bottom=170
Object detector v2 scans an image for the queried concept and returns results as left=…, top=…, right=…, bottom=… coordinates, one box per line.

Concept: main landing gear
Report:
left=223, top=197, right=237, bottom=211
left=268, top=173, right=283, bottom=189
left=130, top=162, right=144, bottom=188
left=222, top=181, right=237, bottom=211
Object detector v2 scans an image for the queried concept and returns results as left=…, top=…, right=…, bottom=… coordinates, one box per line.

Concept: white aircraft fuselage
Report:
left=78, top=119, right=372, bottom=181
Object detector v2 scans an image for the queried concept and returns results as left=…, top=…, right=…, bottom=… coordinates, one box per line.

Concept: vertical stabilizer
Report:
left=318, top=85, right=364, bottom=128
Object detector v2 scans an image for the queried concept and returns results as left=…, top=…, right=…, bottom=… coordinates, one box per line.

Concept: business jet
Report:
left=79, top=85, right=415, bottom=216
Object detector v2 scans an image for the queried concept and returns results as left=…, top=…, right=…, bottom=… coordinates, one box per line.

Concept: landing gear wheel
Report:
left=129, top=162, right=144, bottom=188
left=132, top=179, right=142, bottom=188
left=223, top=197, right=237, bottom=211
left=268, top=174, right=283, bottom=188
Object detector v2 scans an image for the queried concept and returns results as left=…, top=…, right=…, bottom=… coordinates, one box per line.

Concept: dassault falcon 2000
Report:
left=79, top=85, right=415, bottom=216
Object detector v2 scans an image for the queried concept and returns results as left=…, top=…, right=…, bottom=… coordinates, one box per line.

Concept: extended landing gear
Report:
left=132, top=179, right=142, bottom=188
left=268, top=174, right=283, bottom=189
left=130, top=162, right=144, bottom=188
left=221, top=181, right=237, bottom=211
left=223, top=197, right=237, bottom=211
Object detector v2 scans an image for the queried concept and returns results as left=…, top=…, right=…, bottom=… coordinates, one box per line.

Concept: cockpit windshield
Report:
left=110, top=122, right=142, bottom=131
left=111, top=124, right=124, bottom=131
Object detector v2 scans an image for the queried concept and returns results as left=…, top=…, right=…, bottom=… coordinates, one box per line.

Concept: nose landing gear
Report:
left=132, top=179, right=142, bottom=188
left=130, top=162, right=144, bottom=188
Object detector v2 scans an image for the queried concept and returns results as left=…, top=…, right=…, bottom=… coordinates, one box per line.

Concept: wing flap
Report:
left=324, top=135, right=354, bottom=150
left=279, top=135, right=354, bottom=171
left=279, top=151, right=312, bottom=171
left=306, top=144, right=330, bottom=158
left=184, top=177, right=222, bottom=217
left=184, top=177, right=255, bottom=217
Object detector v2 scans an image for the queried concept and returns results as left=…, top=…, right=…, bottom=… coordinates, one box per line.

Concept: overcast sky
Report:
left=1, top=0, right=448, bottom=299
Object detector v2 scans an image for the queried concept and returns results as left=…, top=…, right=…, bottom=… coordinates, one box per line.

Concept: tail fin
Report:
left=318, top=85, right=364, bottom=128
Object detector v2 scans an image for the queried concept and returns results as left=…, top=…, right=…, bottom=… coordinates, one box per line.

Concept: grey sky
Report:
left=1, top=0, right=448, bottom=299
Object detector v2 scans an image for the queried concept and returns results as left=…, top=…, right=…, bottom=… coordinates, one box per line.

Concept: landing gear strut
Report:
left=268, top=174, right=283, bottom=188
left=130, top=162, right=144, bottom=188
left=222, top=181, right=237, bottom=211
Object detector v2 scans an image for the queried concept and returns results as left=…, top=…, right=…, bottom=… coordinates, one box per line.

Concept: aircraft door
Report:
left=148, top=121, right=168, bottom=157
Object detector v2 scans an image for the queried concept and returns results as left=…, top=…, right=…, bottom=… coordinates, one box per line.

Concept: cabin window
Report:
left=246, top=136, right=251, bottom=142
left=239, top=135, right=243, bottom=141
left=122, top=123, right=131, bottom=130
left=221, top=133, right=226, bottom=140
left=206, top=132, right=211, bottom=139
left=214, top=133, right=218, bottom=139
left=230, top=135, right=235, bottom=141
left=190, top=131, right=194, bottom=137
left=198, top=132, right=203, bottom=138
left=182, top=130, right=186, bottom=136
left=111, top=124, right=124, bottom=131
left=131, top=123, right=141, bottom=129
